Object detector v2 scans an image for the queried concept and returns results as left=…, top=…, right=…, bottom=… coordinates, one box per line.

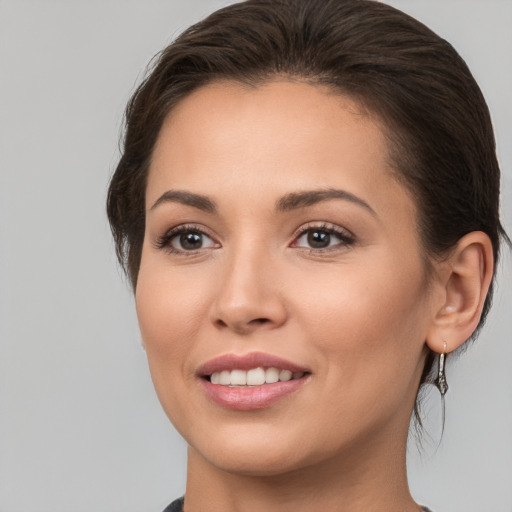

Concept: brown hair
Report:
left=107, top=0, right=508, bottom=423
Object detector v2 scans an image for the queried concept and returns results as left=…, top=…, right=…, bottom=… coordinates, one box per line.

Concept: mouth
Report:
left=207, top=367, right=307, bottom=386
left=198, top=353, right=311, bottom=410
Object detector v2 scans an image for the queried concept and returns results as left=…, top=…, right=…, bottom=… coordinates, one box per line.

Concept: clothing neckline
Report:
left=163, top=496, right=434, bottom=512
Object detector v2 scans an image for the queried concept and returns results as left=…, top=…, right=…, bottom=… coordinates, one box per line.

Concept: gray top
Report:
left=163, top=497, right=184, bottom=512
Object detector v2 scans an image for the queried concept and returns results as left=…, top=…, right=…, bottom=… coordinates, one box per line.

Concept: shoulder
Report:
left=162, top=496, right=184, bottom=512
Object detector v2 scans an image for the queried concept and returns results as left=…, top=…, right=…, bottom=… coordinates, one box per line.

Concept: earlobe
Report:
left=426, top=231, right=494, bottom=354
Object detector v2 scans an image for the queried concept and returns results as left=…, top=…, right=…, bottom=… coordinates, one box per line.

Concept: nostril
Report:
left=214, top=316, right=270, bottom=331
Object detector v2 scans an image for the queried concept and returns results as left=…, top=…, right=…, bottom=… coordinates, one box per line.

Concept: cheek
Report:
left=292, top=255, right=429, bottom=386
left=297, top=256, right=425, bottom=333
left=135, top=263, right=209, bottom=434
left=290, top=264, right=428, bottom=444
left=136, top=260, right=208, bottom=350
left=135, top=258, right=212, bottom=402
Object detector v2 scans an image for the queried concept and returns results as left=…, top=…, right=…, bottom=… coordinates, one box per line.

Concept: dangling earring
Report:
left=435, top=341, right=448, bottom=396
left=434, top=341, right=448, bottom=437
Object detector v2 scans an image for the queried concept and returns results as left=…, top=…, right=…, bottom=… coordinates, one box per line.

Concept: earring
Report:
left=435, top=341, right=448, bottom=396
left=433, top=341, right=448, bottom=439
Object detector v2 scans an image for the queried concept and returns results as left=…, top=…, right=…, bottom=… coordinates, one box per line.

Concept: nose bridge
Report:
left=212, top=237, right=286, bottom=333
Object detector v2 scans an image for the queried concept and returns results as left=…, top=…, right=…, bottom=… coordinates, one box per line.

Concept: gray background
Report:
left=0, top=1, right=510, bottom=511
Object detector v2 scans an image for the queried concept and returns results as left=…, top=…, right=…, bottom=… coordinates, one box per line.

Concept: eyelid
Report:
left=290, top=222, right=356, bottom=249
left=153, top=221, right=354, bottom=255
left=153, top=223, right=221, bottom=254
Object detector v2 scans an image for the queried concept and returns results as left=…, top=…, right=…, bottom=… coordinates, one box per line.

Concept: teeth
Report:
left=247, top=367, right=266, bottom=386
left=265, top=367, right=279, bottom=383
left=209, top=367, right=305, bottom=386
left=219, top=370, right=230, bottom=385
left=230, top=369, right=247, bottom=386
left=279, top=369, right=292, bottom=381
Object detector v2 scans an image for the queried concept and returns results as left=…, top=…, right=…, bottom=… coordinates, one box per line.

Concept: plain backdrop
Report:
left=0, top=1, right=511, bottom=511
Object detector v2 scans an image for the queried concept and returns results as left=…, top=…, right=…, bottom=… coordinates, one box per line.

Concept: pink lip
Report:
left=197, top=352, right=311, bottom=411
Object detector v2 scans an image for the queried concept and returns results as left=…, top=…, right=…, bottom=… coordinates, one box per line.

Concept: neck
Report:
left=184, top=423, right=421, bottom=512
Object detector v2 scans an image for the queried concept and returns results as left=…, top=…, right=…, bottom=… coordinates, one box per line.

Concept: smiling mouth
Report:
left=206, top=367, right=308, bottom=386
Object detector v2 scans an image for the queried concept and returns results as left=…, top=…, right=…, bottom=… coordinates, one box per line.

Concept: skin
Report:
left=136, top=81, right=493, bottom=512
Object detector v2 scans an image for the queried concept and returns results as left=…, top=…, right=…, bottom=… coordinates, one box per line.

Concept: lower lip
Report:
left=201, top=377, right=309, bottom=410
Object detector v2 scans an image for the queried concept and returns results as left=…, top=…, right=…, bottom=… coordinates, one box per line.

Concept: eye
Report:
left=155, top=226, right=218, bottom=254
left=171, top=230, right=215, bottom=251
left=292, top=224, right=354, bottom=250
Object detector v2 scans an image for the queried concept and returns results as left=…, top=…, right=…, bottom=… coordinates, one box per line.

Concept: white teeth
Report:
left=219, top=370, right=231, bottom=385
left=265, top=367, right=279, bottom=384
left=279, top=369, right=292, bottom=381
left=247, top=367, right=266, bottom=386
left=230, top=369, right=247, bottom=386
left=209, top=367, right=305, bottom=386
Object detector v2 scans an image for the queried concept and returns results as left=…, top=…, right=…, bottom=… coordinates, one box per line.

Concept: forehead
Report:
left=147, top=80, right=414, bottom=222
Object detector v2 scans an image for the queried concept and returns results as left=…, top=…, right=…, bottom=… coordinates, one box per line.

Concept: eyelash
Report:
left=153, top=224, right=218, bottom=255
left=154, top=222, right=355, bottom=256
left=291, top=222, right=356, bottom=253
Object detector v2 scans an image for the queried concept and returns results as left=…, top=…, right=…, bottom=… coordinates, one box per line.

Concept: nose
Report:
left=210, top=248, right=288, bottom=335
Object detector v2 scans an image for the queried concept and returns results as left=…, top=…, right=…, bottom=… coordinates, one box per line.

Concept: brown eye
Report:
left=306, top=230, right=331, bottom=248
left=293, top=225, right=355, bottom=251
left=170, top=230, right=216, bottom=251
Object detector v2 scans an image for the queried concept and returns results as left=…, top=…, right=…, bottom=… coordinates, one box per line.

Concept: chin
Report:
left=204, top=449, right=307, bottom=477
left=188, top=421, right=348, bottom=479
left=188, top=426, right=314, bottom=476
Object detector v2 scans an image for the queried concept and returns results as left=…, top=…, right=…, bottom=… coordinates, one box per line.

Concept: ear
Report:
left=426, top=231, right=494, bottom=354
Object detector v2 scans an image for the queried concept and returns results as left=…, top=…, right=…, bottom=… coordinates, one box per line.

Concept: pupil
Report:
left=180, top=232, right=202, bottom=250
left=307, top=230, right=330, bottom=248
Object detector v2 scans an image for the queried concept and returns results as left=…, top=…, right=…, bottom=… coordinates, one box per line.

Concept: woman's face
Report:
left=136, top=81, right=436, bottom=475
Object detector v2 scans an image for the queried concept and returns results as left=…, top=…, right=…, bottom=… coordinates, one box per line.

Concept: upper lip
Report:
left=197, top=352, right=310, bottom=376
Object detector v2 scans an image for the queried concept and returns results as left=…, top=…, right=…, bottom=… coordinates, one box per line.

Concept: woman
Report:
left=107, top=1, right=508, bottom=511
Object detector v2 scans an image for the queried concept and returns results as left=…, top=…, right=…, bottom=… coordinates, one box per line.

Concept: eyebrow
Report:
left=149, top=187, right=376, bottom=216
left=276, top=188, right=376, bottom=216
left=150, top=190, right=217, bottom=213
